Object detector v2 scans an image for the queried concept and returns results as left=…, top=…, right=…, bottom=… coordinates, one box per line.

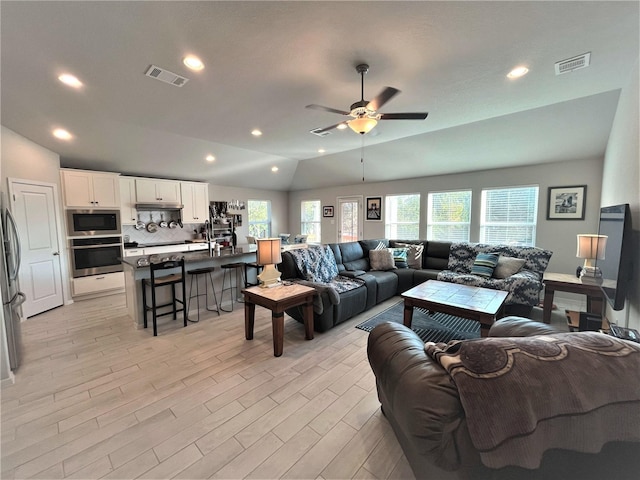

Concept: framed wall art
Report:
left=323, top=206, right=334, bottom=217
left=547, top=185, right=587, bottom=220
left=366, top=196, right=382, bottom=221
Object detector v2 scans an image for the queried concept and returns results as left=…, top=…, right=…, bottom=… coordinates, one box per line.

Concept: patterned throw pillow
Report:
left=470, top=253, right=499, bottom=278
left=493, top=256, right=526, bottom=279
left=395, top=243, right=424, bottom=269
left=388, top=248, right=408, bottom=268
left=374, top=241, right=387, bottom=250
left=370, top=249, right=397, bottom=271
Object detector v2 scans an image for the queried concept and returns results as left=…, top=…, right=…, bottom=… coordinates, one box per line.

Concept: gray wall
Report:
left=601, top=59, right=639, bottom=329
left=289, top=157, right=604, bottom=278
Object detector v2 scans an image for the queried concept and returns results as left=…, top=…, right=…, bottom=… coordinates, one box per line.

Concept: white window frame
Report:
left=427, top=190, right=472, bottom=242
left=385, top=193, right=421, bottom=240
left=247, top=199, right=271, bottom=238
left=300, top=200, right=321, bottom=243
left=480, top=185, right=539, bottom=246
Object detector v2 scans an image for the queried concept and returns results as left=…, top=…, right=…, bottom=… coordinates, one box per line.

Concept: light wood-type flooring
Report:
left=1, top=292, right=571, bottom=479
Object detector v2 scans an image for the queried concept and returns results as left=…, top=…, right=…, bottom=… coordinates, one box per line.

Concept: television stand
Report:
left=542, top=273, right=605, bottom=324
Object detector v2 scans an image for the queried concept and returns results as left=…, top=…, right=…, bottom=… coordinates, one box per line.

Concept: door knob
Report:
left=53, top=252, right=60, bottom=256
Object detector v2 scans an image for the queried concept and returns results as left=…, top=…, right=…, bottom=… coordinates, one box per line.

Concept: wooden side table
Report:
left=242, top=283, right=315, bottom=357
left=542, top=273, right=605, bottom=324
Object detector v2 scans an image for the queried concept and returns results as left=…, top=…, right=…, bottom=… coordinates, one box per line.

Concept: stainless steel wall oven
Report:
left=70, top=236, right=123, bottom=278
left=66, top=209, right=121, bottom=236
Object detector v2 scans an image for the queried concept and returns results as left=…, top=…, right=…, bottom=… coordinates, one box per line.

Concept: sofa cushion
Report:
left=470, top=253, right=499, bottom=278
left=424, top=242, right=451, bottom=270
left=370, top=249, right=396, bottom=271
left=493, top=256, right=526, bottom=279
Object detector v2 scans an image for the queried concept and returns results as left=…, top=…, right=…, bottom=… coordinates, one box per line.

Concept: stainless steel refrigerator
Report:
left=2, top=193, right=25, bottom=371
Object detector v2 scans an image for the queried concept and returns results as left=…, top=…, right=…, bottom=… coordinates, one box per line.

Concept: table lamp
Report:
left=576, top=234, right=607, bottom=277
left=256, top=238, right=283, bottom=287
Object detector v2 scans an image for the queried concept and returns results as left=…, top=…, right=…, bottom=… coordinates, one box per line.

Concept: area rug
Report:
left=355, top=301, right=480, bottom=343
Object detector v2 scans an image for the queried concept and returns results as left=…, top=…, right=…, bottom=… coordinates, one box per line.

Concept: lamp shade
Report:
left=576, top=234, right=607, bottom=260
left=348, top=116, right=377, bottom=135
left=256, top=238, right=282, bottom=266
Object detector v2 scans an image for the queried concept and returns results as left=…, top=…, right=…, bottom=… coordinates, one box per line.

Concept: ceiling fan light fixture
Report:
left=348, top=117, right=377, bottom=135
left=336, top=123, right=348, bottom=130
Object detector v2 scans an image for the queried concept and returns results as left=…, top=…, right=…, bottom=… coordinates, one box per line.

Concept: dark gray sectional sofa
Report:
left=279, top=239, right=551, bottom=332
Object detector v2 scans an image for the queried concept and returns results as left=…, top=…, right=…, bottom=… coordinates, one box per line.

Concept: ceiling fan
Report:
left=307, top=63, right=428, bottom=136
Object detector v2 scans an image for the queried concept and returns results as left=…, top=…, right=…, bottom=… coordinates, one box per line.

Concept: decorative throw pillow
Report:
left=388, top=248, right=408, bottom=268
left=493, top=256, right=526, bottom=279
left=370, top=249, right=397, bottom=271
left=374, top=241, right=387, bottom=250
left=470, top=253, right=499, bottom=278
left=396, top=243, right=424, bottom=269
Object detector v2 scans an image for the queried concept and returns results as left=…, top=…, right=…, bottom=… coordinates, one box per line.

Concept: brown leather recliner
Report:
left=367, top=317, right=640, bottom=479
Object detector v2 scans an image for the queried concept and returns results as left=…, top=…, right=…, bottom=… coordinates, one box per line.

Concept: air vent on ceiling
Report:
left=555, top=52, right=591, bottom=75
left=310, top=128, right=332, bottom=137
left=145, top=65, right=189, bottom=87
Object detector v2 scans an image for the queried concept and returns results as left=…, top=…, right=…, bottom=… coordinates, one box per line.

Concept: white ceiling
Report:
left=1, top=1, right=638, bottom=191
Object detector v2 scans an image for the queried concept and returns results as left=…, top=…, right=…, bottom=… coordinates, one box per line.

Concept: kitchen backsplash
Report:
left=123, top=222, right=204, bottom=244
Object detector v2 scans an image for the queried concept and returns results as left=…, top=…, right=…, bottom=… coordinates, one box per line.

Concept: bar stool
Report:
left=244, top=262, right=263, bottom=287
left=142, top=258, right=187, bottom=336
left=187, top=266, right=220, bottom=322
left=220, top=262, right=246, bottom=312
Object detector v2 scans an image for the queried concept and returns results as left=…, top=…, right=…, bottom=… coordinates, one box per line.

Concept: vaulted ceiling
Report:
left=1, top=1, right=638, bottom=191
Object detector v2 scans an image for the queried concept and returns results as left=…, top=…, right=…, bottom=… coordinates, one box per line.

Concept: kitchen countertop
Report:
left=121, top=244, right=257, bottom=268
left=124, top=240, right=209, bottom=249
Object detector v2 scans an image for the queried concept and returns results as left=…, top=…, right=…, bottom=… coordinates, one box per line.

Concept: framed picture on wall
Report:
left=547, top=185, right=587, bottom=220
left=323, top=206, right=334, bottom=217
left=366, top=196, right=383, bottom=221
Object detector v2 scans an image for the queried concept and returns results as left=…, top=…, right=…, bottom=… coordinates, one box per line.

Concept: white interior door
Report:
left=337, top=196, right=363, bottom=243
left=10, top=181, right=64, bottom=318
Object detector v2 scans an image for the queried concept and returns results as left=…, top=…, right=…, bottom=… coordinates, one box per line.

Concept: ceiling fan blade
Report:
left=310, top=122, right=347, bottom=135
left=379, top=112, right=429, bottom=120
left=305, top=104, right=350, bottom=115
left=366, top=87, right=400, bottom=112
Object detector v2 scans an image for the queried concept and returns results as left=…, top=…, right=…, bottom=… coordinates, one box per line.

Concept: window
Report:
left=385, top=194, right=421, bottom=239
left=247, top=200, right=271, bottom=238
left=427, top=190, right=472, bottom=241
left=480, top=186, right=539, bottom=246
left=300, top=200, right=321, bottom=243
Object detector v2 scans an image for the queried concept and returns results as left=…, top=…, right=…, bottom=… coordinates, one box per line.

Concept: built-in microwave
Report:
left=66, top=209, right=121, bottom=236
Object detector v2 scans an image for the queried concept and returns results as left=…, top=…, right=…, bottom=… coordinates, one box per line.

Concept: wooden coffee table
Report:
left=402, top=280, right=508, bottom=337
left=242, top=283, right=315, bottom=357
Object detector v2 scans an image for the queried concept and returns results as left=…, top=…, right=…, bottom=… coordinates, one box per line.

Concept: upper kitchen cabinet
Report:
left=135, top=178, right=181, bottom=204
left=181, top=182, right=209, bottom=223
left=61, top=169, right=120, bottom=208
left=119, top=176, right=138, bottom=225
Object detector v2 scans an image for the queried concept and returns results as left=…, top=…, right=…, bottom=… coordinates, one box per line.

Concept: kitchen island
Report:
left=121, top=245, right=257, bottom=329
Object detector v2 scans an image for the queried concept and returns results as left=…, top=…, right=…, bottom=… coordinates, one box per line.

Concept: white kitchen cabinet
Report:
left=61, top=169, right=120, bottom=208
left=72, top=272, right=124, bottom=296
left=181, top=181, right=209, bottom=223
left=135, top=178, right=181, bottom=204
left=119, top=176, right=138, bottom=225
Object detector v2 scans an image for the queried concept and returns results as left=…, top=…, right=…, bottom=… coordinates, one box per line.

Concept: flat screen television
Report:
left=595, top=203, right=633, bottom=310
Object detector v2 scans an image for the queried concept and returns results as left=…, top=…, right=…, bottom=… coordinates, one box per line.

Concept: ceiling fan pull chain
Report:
left=361, top=137, right=365, bottom=182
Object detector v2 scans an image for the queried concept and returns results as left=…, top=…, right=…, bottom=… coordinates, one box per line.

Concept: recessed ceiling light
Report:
left=251, top=129, right=262, bottom=137
left=507, top=66, right=529, bottom=79
left=271, top=166, right=279, bottom=172
left=183, top=55, right=204, bottom=71
left=52, top=128, right=72, bottom=140
left=318, top=148, right=325, bottom=153
left=58, top=73, right=83, bottom=88
left=336, top=124, right=348, bottom=130
left=205, top=154, right=215, bottom=162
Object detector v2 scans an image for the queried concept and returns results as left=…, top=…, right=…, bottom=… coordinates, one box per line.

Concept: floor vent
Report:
left=555, top=53, right=591, bottom=75
left=310, top=128, right=332, bottom=137
left=145, top=65, right=189, bottom=87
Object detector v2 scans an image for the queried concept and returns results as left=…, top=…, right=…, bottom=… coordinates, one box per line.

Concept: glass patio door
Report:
left=337, top=196, right=363, bottom=243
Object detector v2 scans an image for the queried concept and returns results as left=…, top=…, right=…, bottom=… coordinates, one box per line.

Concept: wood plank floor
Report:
left=1, top=294, right=418, bottom=479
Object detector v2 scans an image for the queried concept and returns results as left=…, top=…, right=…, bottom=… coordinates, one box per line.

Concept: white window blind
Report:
left=248, top=200, right=271, bottom=238
left=300, top=200, right=321, bottom=243
left=385, top=194, right=421, bottom=239
left=480, top=186, right=539, bottom=246
left=427, top=190, right=472, bottom=241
